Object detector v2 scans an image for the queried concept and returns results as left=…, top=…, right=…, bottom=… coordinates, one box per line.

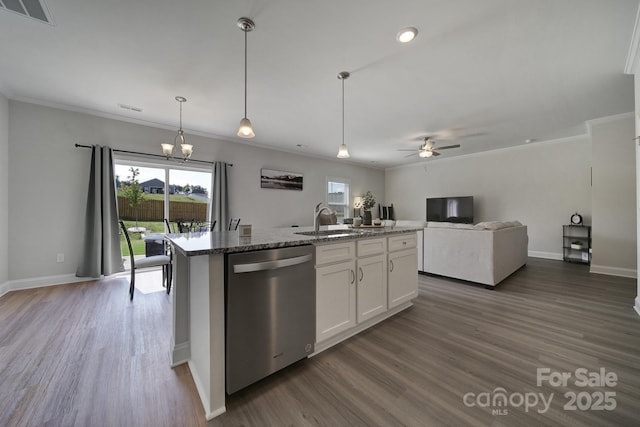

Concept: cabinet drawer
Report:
left=388, top=233, right=417, bottom=252
left=316, top=241, right=356, bottom=266
left=357, top=237, right=387, bottom=257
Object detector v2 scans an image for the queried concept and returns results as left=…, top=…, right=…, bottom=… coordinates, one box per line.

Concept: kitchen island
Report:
left=166, top=225, right=421, bottom=420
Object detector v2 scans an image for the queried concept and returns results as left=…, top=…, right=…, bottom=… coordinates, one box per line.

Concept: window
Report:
left=114, top=158, right=212, bottom=257
left=327, top=177, right=350, bottom=221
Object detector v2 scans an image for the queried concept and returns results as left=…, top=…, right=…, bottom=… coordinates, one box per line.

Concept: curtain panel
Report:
left=76, top=145, right=123, bottom=278
left=211, top=161, right=229, bottom=232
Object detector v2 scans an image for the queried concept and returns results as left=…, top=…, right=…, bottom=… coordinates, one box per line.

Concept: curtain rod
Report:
left=74, top=144, right=233, bottom=167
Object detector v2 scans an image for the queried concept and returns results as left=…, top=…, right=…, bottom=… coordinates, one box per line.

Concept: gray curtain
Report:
left=211, top=161, right=229, bottom=232
left=76, top=145, right=124, bottom=278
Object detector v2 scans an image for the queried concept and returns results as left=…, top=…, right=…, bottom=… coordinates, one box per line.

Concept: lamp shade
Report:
left=337, top=143, right=350, bottom=158
left=181, top=143, right=194, bottom=158
left=419, top=149, right=433, bottom=158
left=161, top=143, right=174, bottom=157
left=354, top=196, right=363, bottom=208
left=237, top=117, right=255, bottom=138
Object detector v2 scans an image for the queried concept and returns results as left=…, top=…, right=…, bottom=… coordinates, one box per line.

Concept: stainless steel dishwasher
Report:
left=225, top=245, right=315, bottom=394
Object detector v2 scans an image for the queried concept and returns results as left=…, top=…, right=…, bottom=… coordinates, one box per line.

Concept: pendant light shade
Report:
left=336, top=71, right=351, bottom=159
left=337, top=144, right=350, bottom=158
left=237, top=17, right=255, bottom=139
left=161, top=143, right=174, bottom=157
left=238, top=117, right=255, bottom=138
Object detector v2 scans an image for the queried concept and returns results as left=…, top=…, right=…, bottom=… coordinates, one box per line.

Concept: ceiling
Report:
left=0, top=0, right=637, bottom=168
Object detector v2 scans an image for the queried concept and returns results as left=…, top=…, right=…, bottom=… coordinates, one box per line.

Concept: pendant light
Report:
left=162, top=96, right=193, bottom=161
left=336, top=71, right=350, bottom=158
left=237, top=17, right=255, bottom=138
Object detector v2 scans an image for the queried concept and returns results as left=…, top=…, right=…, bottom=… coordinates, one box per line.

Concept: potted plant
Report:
left=361, top=190, right=376, bottom=225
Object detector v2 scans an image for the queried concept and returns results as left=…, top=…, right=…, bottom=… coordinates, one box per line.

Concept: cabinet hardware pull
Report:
left=350, top=269, right=355, bottom=284
left=359, top=267, right=363, bottom=282
left=390, top=260, right=394, bottom=272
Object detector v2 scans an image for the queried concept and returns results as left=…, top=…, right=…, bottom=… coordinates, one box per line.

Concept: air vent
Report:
left=0, top=0, right=54, bottom=25
left=118, top=103, right=143, bottom=113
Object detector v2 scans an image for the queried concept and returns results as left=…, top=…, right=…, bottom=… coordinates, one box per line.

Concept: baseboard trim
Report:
left=0, top=273, right=86, bottom=298
left=0, top=281, right=9, bottom=298
left=188, top=360, right=226, bottom=421
left=528, top=251, right=563, bottom=260
left=170, top=342, right=190, bottom=367
left=590, top=264, right=637, bottom=279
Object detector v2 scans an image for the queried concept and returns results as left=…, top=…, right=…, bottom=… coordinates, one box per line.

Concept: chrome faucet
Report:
left=314, top=202, right=333, bottom=233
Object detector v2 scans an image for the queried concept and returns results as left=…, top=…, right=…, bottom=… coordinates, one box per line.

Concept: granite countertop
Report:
left=167, top=225, right=422, bottom=257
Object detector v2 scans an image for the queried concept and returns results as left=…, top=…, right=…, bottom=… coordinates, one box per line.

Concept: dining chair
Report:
left=176, top=219, right=192, bottom=233
left=228, top=218, right=241, bottom=231
left=194, top=220, right=216, bottom=232
left=119, top=221, right=172, bottom=301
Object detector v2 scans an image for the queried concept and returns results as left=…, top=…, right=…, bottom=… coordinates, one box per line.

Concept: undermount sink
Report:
left=294, top=229, right=359, bottom=237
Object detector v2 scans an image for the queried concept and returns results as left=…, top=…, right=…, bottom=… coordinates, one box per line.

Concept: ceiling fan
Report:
left=398, top=137, right=461, bottom=158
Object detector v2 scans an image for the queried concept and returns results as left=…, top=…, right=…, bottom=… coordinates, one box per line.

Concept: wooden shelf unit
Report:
left=563, top=225, right=591, bottom=265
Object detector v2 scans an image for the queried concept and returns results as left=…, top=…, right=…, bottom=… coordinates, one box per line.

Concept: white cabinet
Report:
left=356, top=253, right=388, bottom=322
left=388, top=248, right=418, bottom=308
left=315, top=241, right=357, bottom=343
left=357, top=237, right=387, bottom=256
left=417, top=229, right=424, bottom=272
left=388, top=233, right=417, bottom=252
left=315, top=234, right=417, bottom=346
left=316, top=241, right=356, bottom=265
left=388, top=233, right=418, bottom=308
left=355, top=237, right=387, bottom=323
left=316, top=260, right=356, bottom=342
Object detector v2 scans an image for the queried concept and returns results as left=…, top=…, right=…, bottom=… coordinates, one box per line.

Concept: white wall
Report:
left=7, top=100, right=384, bottom=283
left=385, top=136, right=593, bottom=258
left=0, top=92, right=8, bottom=293
left=635, top=73, right=640, bottom=315
left=589, top=114, right=636, bottom=277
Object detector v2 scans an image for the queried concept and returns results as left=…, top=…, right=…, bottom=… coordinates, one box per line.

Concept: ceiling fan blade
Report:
left=434, top=144, right=460, bottom=150
left=404, top=152, right=417, bottom=158
left=431, top=151, right=441, bottom=156
left=397, top=149, right=418, bottom=151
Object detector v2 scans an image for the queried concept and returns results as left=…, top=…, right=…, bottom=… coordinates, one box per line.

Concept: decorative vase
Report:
left=363, top=210, right=372, bottom=226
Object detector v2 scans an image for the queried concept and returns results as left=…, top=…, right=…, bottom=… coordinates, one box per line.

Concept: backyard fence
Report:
left=118, top=196, right=207, bottom=222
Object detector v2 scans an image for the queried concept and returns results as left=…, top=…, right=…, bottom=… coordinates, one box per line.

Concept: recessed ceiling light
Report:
left=525, top=138, right=536, bottom=144
left=396, top=27, right=418, bottom=43
left=296, top=144, right=306, bottom=148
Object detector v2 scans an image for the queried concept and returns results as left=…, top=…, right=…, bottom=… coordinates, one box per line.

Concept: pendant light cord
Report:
left=342, top=77, right=345, bottom=146
left=244, top=29, right=248, bottom=118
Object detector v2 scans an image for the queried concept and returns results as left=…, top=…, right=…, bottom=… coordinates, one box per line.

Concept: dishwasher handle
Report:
left=233, top=253, right=313, bottom=274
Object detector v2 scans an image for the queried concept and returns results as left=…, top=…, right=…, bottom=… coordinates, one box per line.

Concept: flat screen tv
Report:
left=426, top=196, right=474, bottom=224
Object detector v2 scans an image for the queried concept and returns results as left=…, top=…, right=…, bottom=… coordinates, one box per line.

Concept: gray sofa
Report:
left=423, top=221, right=528, bottom=287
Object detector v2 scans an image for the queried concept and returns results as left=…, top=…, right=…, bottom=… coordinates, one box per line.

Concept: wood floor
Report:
left=1, top=258, right=639, bottom=426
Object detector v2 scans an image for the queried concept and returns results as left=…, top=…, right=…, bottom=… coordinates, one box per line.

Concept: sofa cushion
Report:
left=473, top=220, right=523, bottom=230
left=427, top=221, right=475, bottom=229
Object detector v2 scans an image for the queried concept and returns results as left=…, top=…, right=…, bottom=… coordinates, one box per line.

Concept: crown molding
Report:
left=585, top=111, right=635, bottom=134
left=624, top=3, right=640, bottom=74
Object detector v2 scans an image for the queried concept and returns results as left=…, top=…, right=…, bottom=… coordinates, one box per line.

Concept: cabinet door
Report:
left=357, top=237, right=387, bottom=257
left=316, top=241, right=356, bottom=266
left=316, top=260, right=356, bottom=343
left=356, top=254, right=388, bottom=323
left=388, top=248, right=418, bottom=308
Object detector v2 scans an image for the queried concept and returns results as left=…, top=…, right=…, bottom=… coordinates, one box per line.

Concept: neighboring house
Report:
left=140, top=178, right=165, bottom=194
